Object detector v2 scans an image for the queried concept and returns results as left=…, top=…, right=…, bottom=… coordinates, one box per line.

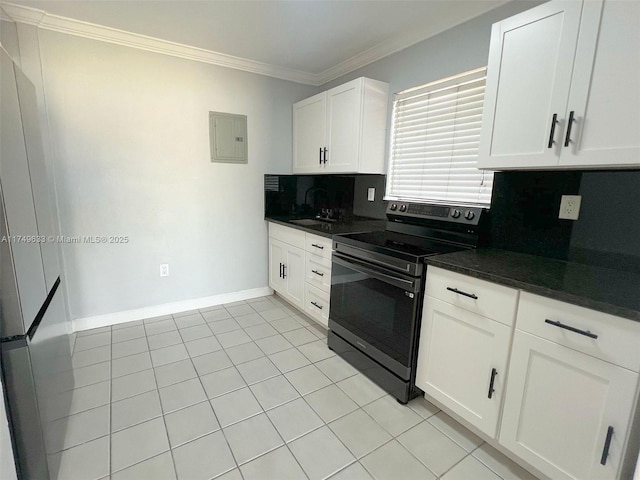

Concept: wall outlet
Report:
left=559, top=195, right=581, bottom=220
left=367, top=187, right=376, bottom=202
left=160, top=264, right=169, bottom=277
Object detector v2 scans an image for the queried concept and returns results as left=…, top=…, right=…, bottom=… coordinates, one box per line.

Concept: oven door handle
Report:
left=332, top=253, right=420, bottom=293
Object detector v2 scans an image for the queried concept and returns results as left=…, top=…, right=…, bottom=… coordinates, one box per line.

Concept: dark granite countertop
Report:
left=427, top=249, right=640, bottom=322
left=266, top=216, right=387, bottom=239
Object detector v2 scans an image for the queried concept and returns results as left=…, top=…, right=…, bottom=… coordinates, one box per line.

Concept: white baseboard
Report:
left=73, top=286, right=274, bottom=332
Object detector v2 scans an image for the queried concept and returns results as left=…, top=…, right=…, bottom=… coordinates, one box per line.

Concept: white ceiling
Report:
left=2, top=0, right=508, bottom=84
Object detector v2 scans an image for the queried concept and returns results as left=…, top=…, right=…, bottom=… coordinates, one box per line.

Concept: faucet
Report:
left=304, top=187, right=328, bottom=211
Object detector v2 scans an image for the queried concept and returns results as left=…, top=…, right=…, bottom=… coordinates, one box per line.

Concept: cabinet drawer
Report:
left=305, top=254, right=331, bottom=293
left=516, top=292, right=640, bottom=372
left=425, top=266, right=519, bottom=326
left=269, top=222, right=305, bottom=249
left=304, top=284, right=329, bottom=328
left=305, top=233, right=332, bottom=259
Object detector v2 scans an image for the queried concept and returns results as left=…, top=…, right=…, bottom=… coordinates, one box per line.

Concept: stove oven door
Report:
left=329, top=252, right=422, bottom=380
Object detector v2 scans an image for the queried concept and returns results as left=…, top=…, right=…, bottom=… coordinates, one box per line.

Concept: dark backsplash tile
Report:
left=488, top=171, right=582, bottom=260
left=488, top=169, right=640, bottom=272
left=265, top=170, right=640, bottom=272
left=265, top=174, right=387, bottom=221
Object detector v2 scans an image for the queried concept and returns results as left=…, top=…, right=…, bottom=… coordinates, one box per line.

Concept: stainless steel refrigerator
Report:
left=1, top=47, right=73, bottom=479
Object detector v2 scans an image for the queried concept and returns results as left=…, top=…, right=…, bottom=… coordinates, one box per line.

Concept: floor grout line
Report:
left=61, top=294, right=510, bottom=480
left=140, top=326, right=180, bottom=480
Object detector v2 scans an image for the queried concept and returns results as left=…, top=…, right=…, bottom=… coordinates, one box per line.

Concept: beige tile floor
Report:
left=47, top=295, right=539, bottom=480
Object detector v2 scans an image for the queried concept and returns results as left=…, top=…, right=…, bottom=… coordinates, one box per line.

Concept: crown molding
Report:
left=0, top=2, right=321, bottom=85
left=1, top=1, right=507, bottom=88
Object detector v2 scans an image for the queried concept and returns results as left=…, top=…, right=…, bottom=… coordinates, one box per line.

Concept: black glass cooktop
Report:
left=335, top=230, right=465, bottom=260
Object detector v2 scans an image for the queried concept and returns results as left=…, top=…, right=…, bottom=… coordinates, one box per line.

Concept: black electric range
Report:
left=328, top=201, right=487, bottom=403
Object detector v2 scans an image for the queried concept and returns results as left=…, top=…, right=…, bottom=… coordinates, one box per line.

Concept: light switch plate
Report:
left=367, top=188, right=375, bottom=202
left=559, top=195, right=581, bottom=220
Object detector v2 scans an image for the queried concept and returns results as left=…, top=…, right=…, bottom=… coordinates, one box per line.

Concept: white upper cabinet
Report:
left=560, top=0, right=640, bottom=167
left=478, top=0, right=640, bottom=170
left=293, top=77, right=389, bottom=174
left=293, top=92, right=326, bottom=173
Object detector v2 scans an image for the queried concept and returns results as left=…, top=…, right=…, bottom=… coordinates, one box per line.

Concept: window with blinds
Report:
left=386, top=67, right=493, bottom=206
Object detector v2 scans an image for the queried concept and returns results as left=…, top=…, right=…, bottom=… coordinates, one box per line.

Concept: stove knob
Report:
left=390, top=204, right=398, bottom=211
left=399, top=204, right=407, bottom=212
left=451, top=209, right=461, bottom=218
left=464, top=210, right=475, bottom=220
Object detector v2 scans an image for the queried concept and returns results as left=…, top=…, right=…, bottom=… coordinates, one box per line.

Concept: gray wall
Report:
left=36, top=30, right=315, bottom=319
left=5, top=0, right=548, bottom=320
left=323, top=1, right=542, bottom=91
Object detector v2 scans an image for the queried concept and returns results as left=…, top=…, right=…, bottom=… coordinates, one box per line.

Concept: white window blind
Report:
left=386, top=67, right=493, bottom=206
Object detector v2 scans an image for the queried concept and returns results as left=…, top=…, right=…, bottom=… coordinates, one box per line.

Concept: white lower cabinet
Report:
left=500, top=292, right=640, bottom=480
left=500, top=330, right=638, bottom=480
left=416, top=267, right=518, bottom=438
left=417, top=268, right=640, bottom=480
left=268, top=238, right=287, bottom=294
left=268, top=222, right=332, bottom=327
left=416, top=296, right=512, bottom=437
left=268, top=237, right=304, bottom=308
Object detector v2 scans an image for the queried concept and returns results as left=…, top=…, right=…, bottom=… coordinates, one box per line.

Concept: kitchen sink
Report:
left=289, top=219, right=325, bottom=226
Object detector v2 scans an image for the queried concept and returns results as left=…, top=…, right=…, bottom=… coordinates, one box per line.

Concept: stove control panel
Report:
left=387, top=202, right=484, bottom=226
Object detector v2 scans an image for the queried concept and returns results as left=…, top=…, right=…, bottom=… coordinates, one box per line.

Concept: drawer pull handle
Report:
left=311, top=269, right=324, bottom=277
left=282, top=264, right=287, bottom=279
left=544, top=319, right=598, bottom=339
left=446, top=287, right=478, bottom=300
left=311, top=244, right=324, bottom=250
left=279, top=263, right=283, bottom=279
left=319, top=147, right=322, bottom=165
left=600, top=426, right=614, bottom=465
left=488, top=368, right=497, bottom=399
left=548, top=113, right=558, bottom=148
left=311, top=301, right=323, bottom=310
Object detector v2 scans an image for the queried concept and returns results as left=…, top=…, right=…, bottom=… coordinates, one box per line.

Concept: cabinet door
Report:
left=284, top=245, right=304, bottom=308
left=325, top=79, right=362, bottom=173
left=268, top=238, right=287, bottom=294
left=560, top=0, right=640, bottom=168
left=415, top=296, right=511, bottom=437
left=478, top=1, right=583, bottom=169
left=0, top=49, right=47, bottom=330
left=293, top=92, right=326, bottom=174
left=500, top=330, right=638, bottom=480
left=14, top=63, right=62, bottom=289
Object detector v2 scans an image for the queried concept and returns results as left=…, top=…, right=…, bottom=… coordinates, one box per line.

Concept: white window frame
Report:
left=385, top=67, right=493, bottom=207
